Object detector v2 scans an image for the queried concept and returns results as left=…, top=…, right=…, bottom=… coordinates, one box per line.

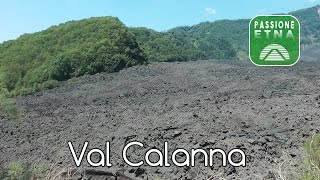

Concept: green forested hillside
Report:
left=162, top=5, right=320, bottom=58
left=0, top=17, right=146, bottom=96
left=167, top=19, right=249, bottom=60
left=131, top=27, right=236, bottom=62
left=131, top=4, right=320, bottom=62
left=0, top=17, right=238, bottom=96
left=0, top=5, right=319, bottom=96
left=169, top=19, right=249, bottom=51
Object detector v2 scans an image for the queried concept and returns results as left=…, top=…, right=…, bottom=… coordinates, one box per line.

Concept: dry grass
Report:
left=301, top=134, right=320, bottom=180
left=0, top=161, right=134, bottom=180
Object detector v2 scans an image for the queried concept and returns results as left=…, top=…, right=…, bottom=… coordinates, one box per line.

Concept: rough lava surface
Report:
left=1, top=57, right=320, bottom=179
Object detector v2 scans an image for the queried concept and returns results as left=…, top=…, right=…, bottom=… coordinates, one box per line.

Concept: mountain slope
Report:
left=134, top=5, right=319, bottom=61
left=1, top=5, right=319, bottom=96
left=167, top=19, right=249, bottom=60
left=291, top=5, right=320, bottom=45
left=0, top=17, right=146, bottom=96
left=131, top=27, right=237, bottom=62
left=169, top=19, right=249, bottom=51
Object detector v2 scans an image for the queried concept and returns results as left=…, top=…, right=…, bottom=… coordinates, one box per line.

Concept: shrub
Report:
left=0, top=97, right=21, bottom=119
left=0, top=162, right=49, bottom=180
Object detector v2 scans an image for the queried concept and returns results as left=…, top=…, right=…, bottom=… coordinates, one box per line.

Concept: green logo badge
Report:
left=249, top=15, right=300, bottom=66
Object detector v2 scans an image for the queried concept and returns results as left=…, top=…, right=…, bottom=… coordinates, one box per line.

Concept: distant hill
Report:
left=130, top=20, right=246, bottom=62
left=131, top=5, right=320, bottom=61
left=168, top=19, right=249, bottom=51
left=0, top=17, right=146, bottom=96
left=130, top=26, right=237, bottom=62
left=291, top=5, right=320, bottom=45
left=167, top=19, right=249, bottom=59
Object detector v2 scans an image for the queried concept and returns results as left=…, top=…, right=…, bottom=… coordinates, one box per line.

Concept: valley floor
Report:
left=1, top=60, right=320, bottom=179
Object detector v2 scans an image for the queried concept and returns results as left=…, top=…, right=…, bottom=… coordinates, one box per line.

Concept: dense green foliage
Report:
left=0, top=17, right=146, bottom=96
left=0, top=16, right=239, bottom=96
left=132, top=20, right=249, bottom=61
left=132, top=9, right=320, bottom=61
left=168, top=19, right=249, bottom=60
left=169, top=19, right=249, bottom=51
left=131, top=27, right=237, bottom=62
left=0, top=5, right=320, bottom=96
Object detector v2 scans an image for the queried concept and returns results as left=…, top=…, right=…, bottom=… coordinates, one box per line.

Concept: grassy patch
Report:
left=301, top=134, right=320, bottom=180
left=0, top=162, right=50, bottom=180
left=0, top=96, right=21, bottom=119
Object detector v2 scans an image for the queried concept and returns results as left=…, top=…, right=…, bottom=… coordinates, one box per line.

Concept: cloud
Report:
left=205, top=7, right=216, bottom=15
left=309, top=0, right=317, bottom=3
